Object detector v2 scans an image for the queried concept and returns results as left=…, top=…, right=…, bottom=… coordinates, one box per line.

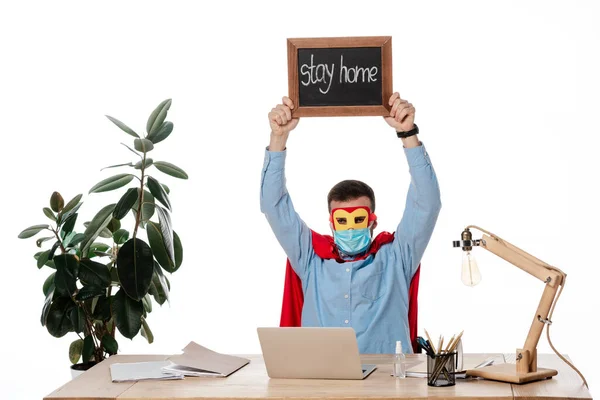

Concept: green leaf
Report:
left=147, top=121, right=173, bottom=144
left=87, top=242, right=111, bottom=258
left=106, top=115, right=139, bottom=138
left=132, top=189, right=154, bottom=222
left=89, top=174, right=134, bottom=194
left=69, top=339, right=84, bottom=364
left=117, top=238, right=154, bottom=301
left=36, top=236, right=54, bottom=248
left=173, top=231, right=183, bottom=272
left=102, top=334, right=118, bottom=355
left=153, top=161, right=188, bottom=180
left=149, top=261, right=170, bottom=305
left=58, top=201, right=83, bottom=226
left=79, top=258, right=111, bottom=288
left=146, top=222, right=172, bottom=273
left=80, top=204, right=116, bottom=256
left=66, top=233, right=85, bottom=248
left=92, top=296, right=112, bottom=322
left=113, top=229, right=129, bottom=245
left=142, top=294, right=153, bottom=313
left=161, top=183, right=170, bottom=194
left=61, top=212, right=78, bottom=235
left=69, top=305, right=85, bottom=333
left=146, top=99, right=172, bottom=136
left=156, top=206, right=175, bottom=263
left=99, top=227, right=113, bottom=238
left=113, top=289, right=143, bottom=339
left=134, top=139, right=154, bottom=153
left=134, top=158, right=153, bottom=170
left=147, top=223, right=183, bottom=274
left=35, top=251, right=56, bottom=269
left=43, top=273, right=56, bottom=296
left=41, top=287, right=54, bottom=325
left=62, top=194, right=83, bottom=214
left=82, top=335, right=95, bottom=363
left=146, top=176, right=171, bottom=211
left=113, top=188, right=138, bottom=220
left=18, top=224, right=50, bottom=239
left=121, top=142, right=142, bottom=158
left=50, top=192, right=64, bottom=213
left=107, top=218, right=121, bottom=233
left=48, top=240, right=61, bottom=260
left=46, top=296, right=74, bottom=337
left=141, top=317, right=154, bottom=344
left=76, top=285, right=106, bottom=301
left=62, top=232, right=76, bottom=248
left=101, top=162, right=134, bottom=171
left=54, top=254, right=79, bottom=296
left=37, top=249, right=51, bottom=269
left=43, top=207, right=56, bottom=221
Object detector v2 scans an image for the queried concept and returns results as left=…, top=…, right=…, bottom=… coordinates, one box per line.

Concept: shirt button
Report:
left=346, top=268, right=350, bottom=272
left=344, top=294, right=349, bottom=299
left=344, top=320, right=349, bottom=324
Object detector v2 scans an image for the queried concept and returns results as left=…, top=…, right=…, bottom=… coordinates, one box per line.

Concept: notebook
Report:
left=110, top=361, right=184, bottom=382
left=163, top=341, right=250, bottom=377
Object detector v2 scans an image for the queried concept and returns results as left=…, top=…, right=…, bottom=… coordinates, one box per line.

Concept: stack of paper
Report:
left=110, top=361, right=184, bottom=382
left=162, top=341, right=250, bottom=377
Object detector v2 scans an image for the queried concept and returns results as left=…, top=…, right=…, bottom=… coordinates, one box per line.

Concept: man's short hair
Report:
left=327, top=180, right=376, bottom=212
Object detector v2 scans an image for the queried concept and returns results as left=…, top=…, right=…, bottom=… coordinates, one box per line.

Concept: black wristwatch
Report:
left=396, top=123, right=419, bottom=139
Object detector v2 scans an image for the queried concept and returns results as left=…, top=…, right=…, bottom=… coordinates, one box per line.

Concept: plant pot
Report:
left=70, top=361, right=98, bottom=379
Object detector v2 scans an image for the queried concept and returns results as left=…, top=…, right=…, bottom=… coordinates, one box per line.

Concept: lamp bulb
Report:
left=462, top=251, right=481, bottom=287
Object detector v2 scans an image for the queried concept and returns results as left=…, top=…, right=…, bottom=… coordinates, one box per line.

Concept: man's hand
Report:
left=384, top=92, right=415, bottom=132
left=269, top=96, right=299, bottom=136
left=268, top=96, right=299, bottom=152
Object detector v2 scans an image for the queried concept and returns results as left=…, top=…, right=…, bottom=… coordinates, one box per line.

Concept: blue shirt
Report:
left=260, top=142, right=441, bottom=354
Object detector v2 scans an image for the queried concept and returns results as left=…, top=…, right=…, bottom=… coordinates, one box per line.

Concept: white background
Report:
left=1, top=0, right=598, bottom=398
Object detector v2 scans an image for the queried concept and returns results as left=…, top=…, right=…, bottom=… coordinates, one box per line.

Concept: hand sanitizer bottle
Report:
left=393, top=340, right=406, bottom=378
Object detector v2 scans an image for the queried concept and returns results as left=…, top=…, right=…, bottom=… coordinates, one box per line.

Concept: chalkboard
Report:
left=287, top=36, right=392, bottom=117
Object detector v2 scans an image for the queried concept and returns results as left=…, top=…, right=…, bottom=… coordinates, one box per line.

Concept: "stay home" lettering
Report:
left=299, top=54, right=378, bottom=95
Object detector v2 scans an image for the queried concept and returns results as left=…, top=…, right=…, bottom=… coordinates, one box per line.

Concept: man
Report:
left=260, top=92, right=441, bottom=354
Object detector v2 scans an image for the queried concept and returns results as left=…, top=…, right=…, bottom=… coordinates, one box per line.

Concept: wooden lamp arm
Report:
left=466, top=227, right=566, bottom=374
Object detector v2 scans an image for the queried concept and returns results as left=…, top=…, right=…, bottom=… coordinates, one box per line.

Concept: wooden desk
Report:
left=44, top=353, right=592, bottom=400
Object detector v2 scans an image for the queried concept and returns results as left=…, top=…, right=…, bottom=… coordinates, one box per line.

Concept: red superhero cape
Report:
left=280, top=230, right=421, bottom=353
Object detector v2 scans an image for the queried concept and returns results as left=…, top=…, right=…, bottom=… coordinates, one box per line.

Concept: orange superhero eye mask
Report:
left=329, top=206, right=377, bottom=231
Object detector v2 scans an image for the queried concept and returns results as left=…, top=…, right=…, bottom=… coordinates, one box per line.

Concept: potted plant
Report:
left=18, top=99, right=188, bottom=378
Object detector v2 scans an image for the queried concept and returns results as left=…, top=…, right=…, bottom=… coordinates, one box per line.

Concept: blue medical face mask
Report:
left=333, top=227, right=372, bottom=256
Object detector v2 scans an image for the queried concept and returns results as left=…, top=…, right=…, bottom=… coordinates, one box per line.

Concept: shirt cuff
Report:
left=263, top=147, right=287, bottom=172
left=403, top=141, right=431, bottom=167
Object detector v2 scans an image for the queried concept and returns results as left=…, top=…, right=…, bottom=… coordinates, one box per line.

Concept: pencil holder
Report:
left=426, top=352, right=457, bottom=387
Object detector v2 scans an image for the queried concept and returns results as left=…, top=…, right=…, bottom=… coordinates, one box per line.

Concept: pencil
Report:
left=448, top=330, right=464, bottom=353
left=445, top=335, right=455, bottom=352
left=425, top=329, right=436, bottom=354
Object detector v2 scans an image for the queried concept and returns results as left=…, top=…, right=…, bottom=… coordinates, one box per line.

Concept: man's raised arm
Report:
left=260, top=97, right=314, bottom=280
left=384, top=93, right=442, bottom=282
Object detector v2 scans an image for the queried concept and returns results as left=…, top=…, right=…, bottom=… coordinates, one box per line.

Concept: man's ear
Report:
left=370, top=220, right=378, bottom=232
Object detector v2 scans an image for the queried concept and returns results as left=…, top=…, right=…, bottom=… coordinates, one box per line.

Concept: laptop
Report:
left=257, top=327, right=377, bottom=380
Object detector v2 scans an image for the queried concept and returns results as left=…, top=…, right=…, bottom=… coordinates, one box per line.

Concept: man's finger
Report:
left=276, top=108, right=288, bottom=124
left=397, top=106, right=410, bottom=122
left=392, top=101, right=409, bottom=118
left=276, top=104, right=292, bottom=120
left=390, top=99, right=407, bottom=116
left=268, top=110, right=279, bottom=124
left=282, top=96, right=295, bottom=109
left=388, top=92, right=400, bottom=106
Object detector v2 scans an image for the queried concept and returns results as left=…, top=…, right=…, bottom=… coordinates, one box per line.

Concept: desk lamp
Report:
left=453, top=225, right=569, bottom=384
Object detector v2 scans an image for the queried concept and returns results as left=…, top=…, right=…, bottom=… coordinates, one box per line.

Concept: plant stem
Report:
left=51, top=227, right=66, bottom=253
left=133, top=152, right=147, bottom=239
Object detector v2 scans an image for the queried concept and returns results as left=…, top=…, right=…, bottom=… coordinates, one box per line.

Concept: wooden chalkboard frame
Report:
left=287, top=36, right=392, bottom=117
